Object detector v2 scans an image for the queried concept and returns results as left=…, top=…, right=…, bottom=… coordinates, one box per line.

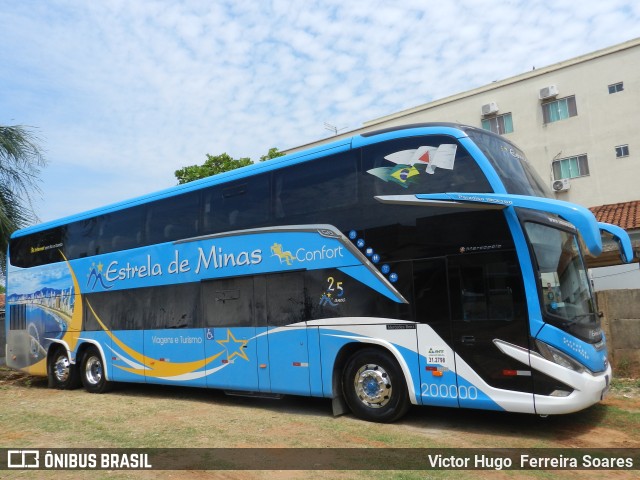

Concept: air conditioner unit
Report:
left=552, top=178, right=570, bottom=192
left=539, top=85, right=559, bottom=100
left=481, top=102, right=499, bottom=116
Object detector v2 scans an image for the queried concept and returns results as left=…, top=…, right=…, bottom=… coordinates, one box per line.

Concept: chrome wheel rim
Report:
left=354, top=363, right=392, bottom=408
left=85, top=356, right=103, bottom=385
left=54, top=355, right=70, bottom=383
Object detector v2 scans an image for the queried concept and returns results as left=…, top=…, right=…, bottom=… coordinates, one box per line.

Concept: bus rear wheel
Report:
left=48, top=347, right=80, bottom=390
left=80, top=346, right=112, bottom=394
left=342, top=348, right=410, bottom=423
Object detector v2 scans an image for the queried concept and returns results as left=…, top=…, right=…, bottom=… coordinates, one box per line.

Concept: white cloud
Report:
left=1, top=0, right=640, bottom=222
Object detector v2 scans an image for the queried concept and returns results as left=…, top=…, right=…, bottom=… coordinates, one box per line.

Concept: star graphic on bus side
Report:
left=216, top=329, right=250, bottom=362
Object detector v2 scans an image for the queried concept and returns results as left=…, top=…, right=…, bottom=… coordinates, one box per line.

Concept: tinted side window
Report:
left=143, top=283, right=200, bottom=329
left=448, top=251, right=526, bottom=323
left=65, top=218, right=99, bottom=259
left=202, top=277, right=255, bottom=327
left=9, top=227, right=65, bottom=267
left=202, top=174, right=270, bottom=234
left=354, top=136, right=495, bottom=263
left=266, top=272, right=306, bottom=326
left=146, top=192, right=200, bottom=245
left=358, top=209, right=514, bottom=264
left=84, top=290, right=142, bottom=331
left=361, top=135, right=491, bottom=198
left=467, top=129, right=552, bottom=197
left=95, top=205, right=146, bottom=255
left=273, top=152, right=358, bottom=222
left=84, top=283, right=201, bottom=331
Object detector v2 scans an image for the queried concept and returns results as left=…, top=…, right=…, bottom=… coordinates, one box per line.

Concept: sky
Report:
left=2, top=0, right=640, bottom=225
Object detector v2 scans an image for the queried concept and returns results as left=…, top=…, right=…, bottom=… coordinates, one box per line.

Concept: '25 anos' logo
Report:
left=319, top=276, right=347, bottom=307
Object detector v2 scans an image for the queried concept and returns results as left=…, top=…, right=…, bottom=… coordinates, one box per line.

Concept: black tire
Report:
left=48, top=346, right=80, bottom=390
left=80, top=346, right=112, bottom=393
left=342, top=348, right=410, bottom=423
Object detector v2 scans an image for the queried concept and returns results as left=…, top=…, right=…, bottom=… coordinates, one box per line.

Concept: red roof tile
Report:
left=590, top=200, right=640, bottom=230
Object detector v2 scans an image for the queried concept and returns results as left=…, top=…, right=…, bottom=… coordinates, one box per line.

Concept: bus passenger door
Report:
left=413, top=258, right=460, bottom=408
left=201, top=277, right=259, bottom=391
left=265, top=272, right=311, bottom=396
left=448, top=252, right=534, bottom=412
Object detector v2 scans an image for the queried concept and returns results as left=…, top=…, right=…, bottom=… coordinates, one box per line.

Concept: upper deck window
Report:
left=361, top=135, right=492, bottom=197
left=466, top=129, right=552, bottom=198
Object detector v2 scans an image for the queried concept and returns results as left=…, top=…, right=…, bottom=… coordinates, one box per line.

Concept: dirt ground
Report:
left=0, top=366, right=639, bottom=479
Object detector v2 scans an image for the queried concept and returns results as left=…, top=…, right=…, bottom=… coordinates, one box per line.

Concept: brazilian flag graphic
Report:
left=367, top=164, right=420, bottom=188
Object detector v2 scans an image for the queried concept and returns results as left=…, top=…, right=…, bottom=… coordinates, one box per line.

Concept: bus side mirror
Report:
left=597, top=222, right=634, bottom=264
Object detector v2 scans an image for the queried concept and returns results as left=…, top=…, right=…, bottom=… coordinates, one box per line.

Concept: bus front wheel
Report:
left=48, top=347, right=80, bottom=390
left=342, top=348, right=410, bottom=423
left=80, top=346, right=112, bottom=394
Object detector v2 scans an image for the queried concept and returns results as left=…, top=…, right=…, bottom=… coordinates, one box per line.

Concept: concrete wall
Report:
left=597, top=289, right=640, bottom=376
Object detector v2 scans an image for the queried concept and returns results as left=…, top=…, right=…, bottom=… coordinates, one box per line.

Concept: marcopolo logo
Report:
left=270, top=242, right=345, bottom=266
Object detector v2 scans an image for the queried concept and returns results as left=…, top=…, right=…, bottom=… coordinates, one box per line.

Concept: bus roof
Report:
left=13, top=123, right=475, bottom=238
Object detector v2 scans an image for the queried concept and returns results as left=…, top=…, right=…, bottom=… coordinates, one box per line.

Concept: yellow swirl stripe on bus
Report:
left=85, top=301, right=223, bottom=378
left=24, top=358, right=48, bottom=376
left=61, top=252, right=84, bottom=352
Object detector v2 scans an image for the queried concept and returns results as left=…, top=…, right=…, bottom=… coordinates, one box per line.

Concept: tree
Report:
left=259, top=147, right=285, bottom=162
left=175, top=153, right=250, bottom=184
left=174, top=148, right=285, bottom=184
left=0, top=125, right=46, bottom=270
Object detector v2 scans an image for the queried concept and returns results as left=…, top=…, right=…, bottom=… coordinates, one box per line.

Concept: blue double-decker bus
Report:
left=5, top=123, right=633, bottom=422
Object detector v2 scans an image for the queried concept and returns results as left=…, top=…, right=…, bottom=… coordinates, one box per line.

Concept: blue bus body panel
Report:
left=204, top=327, right=258, bottom=390
left=266, top=326, right=311, bottom=395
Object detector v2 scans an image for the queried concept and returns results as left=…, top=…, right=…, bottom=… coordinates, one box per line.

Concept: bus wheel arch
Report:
left=47, top=344, right=80, bottom=390
left=338, top=345, right=410, bottom=423
left=80, top=345, right=112, bottom=394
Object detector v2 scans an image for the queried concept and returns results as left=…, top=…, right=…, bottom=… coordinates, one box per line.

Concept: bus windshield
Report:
left=524, top=222, right=600, bottom=344
left=466, top=129, right=553, bottom=198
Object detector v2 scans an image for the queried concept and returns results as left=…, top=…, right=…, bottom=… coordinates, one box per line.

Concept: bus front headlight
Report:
left=535, top=340, right=585, bottom=374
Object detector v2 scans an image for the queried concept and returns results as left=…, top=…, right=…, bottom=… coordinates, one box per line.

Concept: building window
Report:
left=552, top=154, right=589, bottom=180
left=542, top=96, right=577, bottom=124
left=615, top=144, right=629, bottom=158
left=608, top=82, right=624, bottom=94
left=481, top=113, right=513, bottom=135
